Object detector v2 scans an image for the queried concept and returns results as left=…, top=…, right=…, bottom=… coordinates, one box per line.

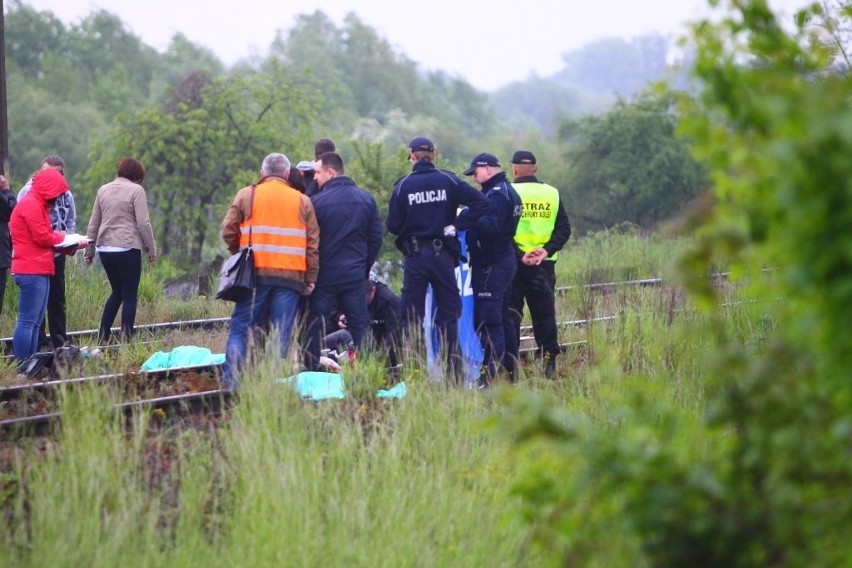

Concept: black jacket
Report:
left=0, top=188, right=17, bottom=270
left=367, top=281, right=401, bottom=347
left=457, top=171, right=522, bottom=266
left=327, top=281, right=402, bottom=365
left=387, top=160, right=489, bottom=254
left=311, top=175, right=383, bottom=286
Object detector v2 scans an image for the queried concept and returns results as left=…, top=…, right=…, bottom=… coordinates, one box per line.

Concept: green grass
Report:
left=0, top=231, right=778, bottom=566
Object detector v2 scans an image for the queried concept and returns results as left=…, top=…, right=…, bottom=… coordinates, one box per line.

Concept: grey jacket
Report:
left=84, top=177, right=157, bottom=259
left=18, top=179, right=77, bottom=233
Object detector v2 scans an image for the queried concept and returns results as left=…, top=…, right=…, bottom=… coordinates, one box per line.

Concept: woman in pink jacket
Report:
left=10, top=169, right=69, bottom=370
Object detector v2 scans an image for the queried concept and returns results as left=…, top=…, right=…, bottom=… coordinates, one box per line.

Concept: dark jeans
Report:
left=507, top=260, right=560, bottom=362
left=305, top=279, right=369, bottom=371
left=324, top=328, right=354, bottom=351
left=38, top=254, right=67, bottom=348
left=400, top=246, right=462, bottom=377
left=472, top=255, right=517, bottom=383
left=98, top=249, right=142, bottom=343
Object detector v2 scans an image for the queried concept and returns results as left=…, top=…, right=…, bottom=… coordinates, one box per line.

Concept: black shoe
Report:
left=544, top=355, right=557, bottom=380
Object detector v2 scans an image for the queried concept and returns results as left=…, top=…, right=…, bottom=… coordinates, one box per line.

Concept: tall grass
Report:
left=0, top=230, right=777, bottom=566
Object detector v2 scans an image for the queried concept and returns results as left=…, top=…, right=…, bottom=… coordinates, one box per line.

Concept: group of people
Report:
left=0, top=156, right=157, bottom=373
left=0, top=138, right=569, bottom=385
left=222, top=136, right=569, bottom=389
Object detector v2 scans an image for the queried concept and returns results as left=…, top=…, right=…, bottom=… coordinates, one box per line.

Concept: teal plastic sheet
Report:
left=141, top=346, right=226, bottom=371
left=278, top=372, right=345, bottom=401
left=377, top=382, right=407, bottom=399
left=277, top=371, right=407, bottom=401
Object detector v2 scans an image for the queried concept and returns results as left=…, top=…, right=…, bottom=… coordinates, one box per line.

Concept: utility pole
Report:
left=0, top=0, right=8, bottom=178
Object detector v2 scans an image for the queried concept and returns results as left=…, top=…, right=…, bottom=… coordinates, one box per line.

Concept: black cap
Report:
left=409, top=137, right=435, bottom=152
left=511, top=150, right=537, bottom=165
left=463, top=152, right=500, bottom=176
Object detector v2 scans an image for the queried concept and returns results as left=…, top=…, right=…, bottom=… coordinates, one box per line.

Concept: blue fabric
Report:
left=377, top=382, right=407, bottom=398
left=278, top=372, right=407, bottom=401
left=223, top=284, right=301, bottom=389
left=12, top=274, right=50, bottom=366
left=424, top=230, right=483, bottom=382
left=141, top=346, right=226, bottom=371
left=278, top=371, right=346, bottom=401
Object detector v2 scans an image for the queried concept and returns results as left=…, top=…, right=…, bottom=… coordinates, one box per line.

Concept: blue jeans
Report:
left=305, top=279, right=369, bottom=370
left=13, top=274, right=50, bottom=367
left=223, top=284, right=301, bottom=389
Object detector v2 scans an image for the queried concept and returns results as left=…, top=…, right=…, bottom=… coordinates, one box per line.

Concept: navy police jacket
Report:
left=311, top=175, right=383, bottom=286
left=457, top=171, right=522, bottom=266
left=386, top=160, right=489, bottom=253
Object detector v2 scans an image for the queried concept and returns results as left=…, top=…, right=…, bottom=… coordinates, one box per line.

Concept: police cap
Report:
left=409, top=137, right=435, bottom=152
left=463, top=152, right=500, bottom=176
left=511, top=150, right=537, bottom=165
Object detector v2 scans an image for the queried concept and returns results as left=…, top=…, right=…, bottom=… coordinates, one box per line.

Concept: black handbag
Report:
left=216, top=185, right=256, bottom=302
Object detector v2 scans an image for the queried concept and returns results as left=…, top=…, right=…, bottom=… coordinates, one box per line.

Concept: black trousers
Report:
left=98, top=249, right=142, bottom=343
left=39, top=254, right=68, bottom=349
left=472, top=255, right=517, bottom=382
left=508, top=260, right=560, bottom=360
left=0, top=267, right=7, bottom=319
left=400, top=246, right=462, bottom=379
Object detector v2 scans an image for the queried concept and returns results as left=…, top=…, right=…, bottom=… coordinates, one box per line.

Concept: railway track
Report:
left=0, top=363, right=225, bottom=438
left=1, top=317, right=230, bottom=356
left=0, top=273, right=748, bottom=437
left=0, top=388, right=232, bottom=439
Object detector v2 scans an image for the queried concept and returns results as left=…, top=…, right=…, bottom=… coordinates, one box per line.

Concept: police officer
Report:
left=386, top=137, right=489, bottom=381
left=507, top=150, right=571, bottom=379
left=459, top=153, right=522, bottom=386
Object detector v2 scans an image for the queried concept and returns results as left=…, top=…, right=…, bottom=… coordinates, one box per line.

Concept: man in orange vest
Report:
left=221, top=152, right=320, bottom=389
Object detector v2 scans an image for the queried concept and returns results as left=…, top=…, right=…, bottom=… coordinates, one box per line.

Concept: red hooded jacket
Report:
left=10, top=169, right=68, bottom=275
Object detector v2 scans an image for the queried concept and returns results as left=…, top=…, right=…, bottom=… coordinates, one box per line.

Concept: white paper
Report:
left=54, top=233, right=88, bottom=249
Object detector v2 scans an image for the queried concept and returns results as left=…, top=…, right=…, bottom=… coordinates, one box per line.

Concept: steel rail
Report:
left=0, top=363, right=223, bottom=403
left=1, top=317, right=230, bottom=354
left=0, top=388, right=232, bottom=439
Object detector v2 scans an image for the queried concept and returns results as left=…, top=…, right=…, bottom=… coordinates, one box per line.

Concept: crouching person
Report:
left=220, top=153, right=320, bottom=389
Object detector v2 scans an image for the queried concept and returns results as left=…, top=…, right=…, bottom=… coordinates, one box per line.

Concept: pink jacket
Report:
left=10, top=169, right=67, bottom=275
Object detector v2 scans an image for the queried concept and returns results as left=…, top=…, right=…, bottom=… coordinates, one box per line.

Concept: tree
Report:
left=555, top=33, right=672, bottom=96
left=82, top=65, right=323, bottom=268
left=559, top=91, right=708, bottom=233
left=490, top=76, right=604, bottom=138
left=270, top=10, right=496, bottom=147
left=505, top=1, right=852, bottom=564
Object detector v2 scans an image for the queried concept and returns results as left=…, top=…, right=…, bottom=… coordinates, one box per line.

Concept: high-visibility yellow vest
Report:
left=514, top=181, right=561, bottom=260
left=239, top=179, right=307, bottom=271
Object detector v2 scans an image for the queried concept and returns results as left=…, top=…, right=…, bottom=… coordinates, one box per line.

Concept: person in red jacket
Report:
left=9, top=169, right=70, bottom=370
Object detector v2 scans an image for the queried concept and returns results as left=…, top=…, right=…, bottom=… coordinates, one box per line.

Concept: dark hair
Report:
left=316, top=151, right=344, bottom=175
left=411, top=150, right=434, bottom=163
left=287, top=168, right=307, bottom=193
left=30, top=154, right=65, bottom=179
left=43, top=155, right=65, bottom=170
left=117, top=157, right=145, bottom=183
left=314, top=138, right=336, bottom=158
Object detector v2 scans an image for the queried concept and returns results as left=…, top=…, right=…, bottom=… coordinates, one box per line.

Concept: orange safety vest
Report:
left=239, top=179, right=307, bottom=271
